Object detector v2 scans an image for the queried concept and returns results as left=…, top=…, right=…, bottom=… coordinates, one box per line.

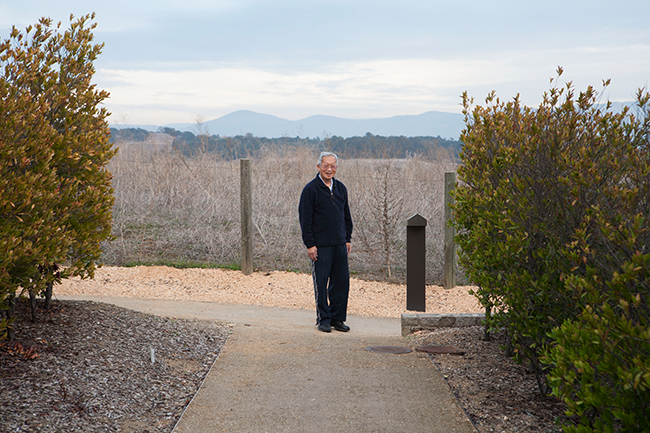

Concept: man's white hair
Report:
left=318, top=152, right=338, bottom=165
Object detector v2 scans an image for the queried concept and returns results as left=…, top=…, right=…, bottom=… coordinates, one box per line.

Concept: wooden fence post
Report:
left=240, top=159, right=253, bottom=275
left=444, top=172, right=456, bottom=289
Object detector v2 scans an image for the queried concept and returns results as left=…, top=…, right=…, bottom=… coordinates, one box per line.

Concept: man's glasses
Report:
left=320, top=164, right=337, bottom=170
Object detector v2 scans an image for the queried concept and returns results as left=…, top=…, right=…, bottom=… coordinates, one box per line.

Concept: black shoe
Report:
left=331, top=320, right=350, bottom=332
left=318, top=323, right=331, bottom=333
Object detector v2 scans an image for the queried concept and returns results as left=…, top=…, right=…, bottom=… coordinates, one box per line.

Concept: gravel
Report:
left=1, top=266, right=568, bottom=432
left=54, top=265, right=483, bottom=317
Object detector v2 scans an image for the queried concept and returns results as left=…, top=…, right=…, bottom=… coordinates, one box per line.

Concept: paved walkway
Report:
left=59, top=295, right=477, bottom=433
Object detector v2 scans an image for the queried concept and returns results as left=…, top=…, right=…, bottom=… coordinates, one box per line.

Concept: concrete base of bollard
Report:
left=401, top=313, right=486, bottom=336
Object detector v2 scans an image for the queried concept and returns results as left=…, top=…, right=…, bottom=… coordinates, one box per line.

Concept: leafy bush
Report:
left=453, top=70, right=647, bottom=395
left=547, top=302, right=650, bottom=432
left=544, top=91, right=649, bottom=432
left=43, top=15, right=116, bottom=284
left=1, top=14, right=114, bottom=336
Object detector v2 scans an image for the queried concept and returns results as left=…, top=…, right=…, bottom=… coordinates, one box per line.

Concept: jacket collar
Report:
left=317, top=173, right=335, bottom=189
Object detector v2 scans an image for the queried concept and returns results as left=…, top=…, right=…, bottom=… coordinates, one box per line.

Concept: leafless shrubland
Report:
left=103, top=142, right=460, bottom=283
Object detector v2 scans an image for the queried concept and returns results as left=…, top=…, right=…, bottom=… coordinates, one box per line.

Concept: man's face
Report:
left=317, top=155, right=337, bottom=182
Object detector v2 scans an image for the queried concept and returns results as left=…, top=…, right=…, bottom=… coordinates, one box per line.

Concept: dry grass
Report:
left=103, top=142, right=461, bottom=284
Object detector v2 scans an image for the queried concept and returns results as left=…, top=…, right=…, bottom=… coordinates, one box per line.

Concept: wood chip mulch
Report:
left=412, top=327, right=570, bottom=432
left=0, top=299, right=230, bottom=433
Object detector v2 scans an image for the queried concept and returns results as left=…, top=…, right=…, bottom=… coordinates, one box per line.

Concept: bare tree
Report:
left=194, top=114, right=211, bottom=152
left=354, top=159, right=404, bottom=278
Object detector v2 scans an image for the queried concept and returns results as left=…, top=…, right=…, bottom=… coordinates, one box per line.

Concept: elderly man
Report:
left=298, top=152, right=353, bottom=333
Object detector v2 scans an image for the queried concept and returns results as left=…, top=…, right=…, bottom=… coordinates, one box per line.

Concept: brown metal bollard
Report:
left=406, top=213, right=427, bottom=312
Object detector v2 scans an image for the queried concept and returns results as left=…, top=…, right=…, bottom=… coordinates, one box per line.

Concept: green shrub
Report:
left=1, top=15, right=114, bottom=333
left=547, top=302, right=650, bottom=433
left=1, top=21, right=72, bottom=303
left=43, top=15, right=116, bottom=285
left=453, top=70, right=645, bottom=394
left=544, top=91, right=649, bottom=432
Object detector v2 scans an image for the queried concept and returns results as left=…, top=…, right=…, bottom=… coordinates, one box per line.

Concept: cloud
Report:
left=99, top=59, right=483, bottom=124
left=99, top=40, right=650, bottom=125
left=7, top=1, right=646, bottom=124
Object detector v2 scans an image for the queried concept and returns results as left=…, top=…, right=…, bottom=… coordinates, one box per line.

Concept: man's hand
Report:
left=346, top=242, right=351, bottom=254
left=307, top=246, right=318, bottom=261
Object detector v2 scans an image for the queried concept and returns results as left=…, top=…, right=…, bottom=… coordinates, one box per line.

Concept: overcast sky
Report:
left=2, top=0, right=649, bottom=125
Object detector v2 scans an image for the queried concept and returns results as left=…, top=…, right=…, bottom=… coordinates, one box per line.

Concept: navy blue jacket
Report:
left=299, top=174, right=353, bottom=248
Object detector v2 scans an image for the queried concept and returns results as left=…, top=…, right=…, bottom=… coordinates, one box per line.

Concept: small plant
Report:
left=0, top=317, right=12, bottom=341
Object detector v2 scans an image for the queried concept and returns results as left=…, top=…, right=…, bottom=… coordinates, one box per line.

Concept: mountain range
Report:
left=113, top=110, right=465, bottom=140
left=111, top=101, right=640, bottom=141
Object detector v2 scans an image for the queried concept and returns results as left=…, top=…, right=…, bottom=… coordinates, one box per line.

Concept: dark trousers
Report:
left=311, top=244, right=349, bottom=325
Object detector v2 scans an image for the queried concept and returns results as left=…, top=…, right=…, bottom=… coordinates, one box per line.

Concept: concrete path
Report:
left=59, top=295, right=477, bottom=433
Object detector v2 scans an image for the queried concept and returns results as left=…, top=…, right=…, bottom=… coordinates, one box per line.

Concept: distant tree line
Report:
left=110, top=127, right=462, bottom=160
left=110, top=127, right=150, bottom=142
